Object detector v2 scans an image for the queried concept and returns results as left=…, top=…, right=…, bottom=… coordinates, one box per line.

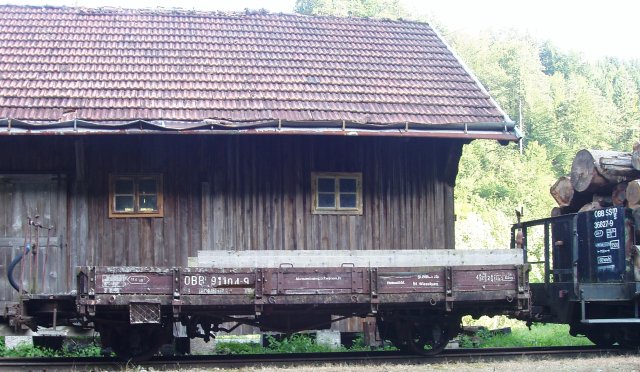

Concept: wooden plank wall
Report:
left=0, top=135, right=463, bottom=284
left=201, top=136, right=460, bottom=253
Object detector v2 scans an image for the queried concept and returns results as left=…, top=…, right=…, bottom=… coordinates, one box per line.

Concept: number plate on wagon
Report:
left=181, top=272, right=256, bottom=295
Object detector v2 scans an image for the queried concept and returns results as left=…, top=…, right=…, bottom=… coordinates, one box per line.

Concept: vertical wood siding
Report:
left=0, top=135, right=462, bottom=292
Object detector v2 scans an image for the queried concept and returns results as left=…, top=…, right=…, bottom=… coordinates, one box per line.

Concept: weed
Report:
left=459, top=323, right=593, bottom=348
left=266, top=334, right=344, bottom=353
left=214, top=341, right=264, bottom=355
left=0, top=336, right=103, bottom=358
left=2, top=343, right=57, bottom=357
left=213, top=333, right=395, bottom=355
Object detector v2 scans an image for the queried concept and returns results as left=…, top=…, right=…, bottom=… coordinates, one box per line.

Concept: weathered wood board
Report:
left=194, top=249, right=524, bottom=268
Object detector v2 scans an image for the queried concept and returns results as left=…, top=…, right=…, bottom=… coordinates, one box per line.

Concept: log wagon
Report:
left=536, top=143, right=640, bottom=347
left=0, top=5, right=527, bottom=359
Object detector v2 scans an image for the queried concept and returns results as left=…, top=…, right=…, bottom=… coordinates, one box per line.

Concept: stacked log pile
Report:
left=550, top=142, right=640, bottom=238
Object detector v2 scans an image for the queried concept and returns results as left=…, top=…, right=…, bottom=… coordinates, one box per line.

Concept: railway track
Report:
left=0, top=346, right=636, bottom=371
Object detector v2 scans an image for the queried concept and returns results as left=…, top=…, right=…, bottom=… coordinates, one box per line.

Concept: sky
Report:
left=4, top=0, right=639, bottom=60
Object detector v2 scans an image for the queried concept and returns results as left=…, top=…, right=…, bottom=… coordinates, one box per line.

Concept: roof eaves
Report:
left=0, top=118, right=519, bottom=141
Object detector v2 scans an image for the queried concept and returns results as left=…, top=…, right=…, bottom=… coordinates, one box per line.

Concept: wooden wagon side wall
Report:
left=0, top=135, right=461, bottom=284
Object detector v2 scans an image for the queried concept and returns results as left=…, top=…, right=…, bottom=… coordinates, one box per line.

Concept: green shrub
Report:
left=62, top=342, right=103, bottom=357
left=213, top=333, right=393, bottom=355
left=265, top=334, right=344, bottom=353
left=0, top=336, right=103, bottom=358
left=2, top=343, right=57, bottom=357
left=214, top=341, right=265, bottom=355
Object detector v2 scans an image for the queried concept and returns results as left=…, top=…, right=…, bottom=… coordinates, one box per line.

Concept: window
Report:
left=311, top=172, right=362, bottom=215
left=109, top=174, right=163, bottom=218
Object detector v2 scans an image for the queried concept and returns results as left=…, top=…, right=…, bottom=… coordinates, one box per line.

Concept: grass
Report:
left=216, top=322, right=594, bottom=355
left=459, top=323, right=594, bottom=348
left=215, top=333, right=381, bottom=355
left=0, top=322, right=593, bottom=358
left=0, top=336, right=104, bottom=358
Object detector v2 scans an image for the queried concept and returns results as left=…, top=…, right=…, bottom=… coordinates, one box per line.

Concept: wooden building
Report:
left=0, top=6, right=517, bottom=307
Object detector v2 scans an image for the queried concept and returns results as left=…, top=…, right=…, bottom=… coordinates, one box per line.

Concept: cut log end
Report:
left=612, top=182, right=627, bottom=206
left=578, top=201, right=604, bottom=213
left=633, top=141, right=640, bottom=171
left=570, top=150, right=608, bottom=193
left=632, top=207, right=640, bottom=240
left=570, top=149, right=638, bottom=193
left=550, top=176, right=574, bottom=207
left=628, top=180, right=640, bottom=208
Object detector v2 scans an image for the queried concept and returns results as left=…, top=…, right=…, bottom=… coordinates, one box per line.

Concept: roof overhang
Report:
left=0, top=118, right=520, bottom=141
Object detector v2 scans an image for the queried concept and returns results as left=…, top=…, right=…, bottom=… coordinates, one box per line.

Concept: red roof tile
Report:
left=0, top=5, right=513, bottom=135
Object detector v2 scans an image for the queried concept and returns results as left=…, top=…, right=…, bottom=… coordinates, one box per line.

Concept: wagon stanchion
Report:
left=31, top=216, right=39, bottom=293
left=41, top=226, right=53, bottom=292
left=19, top=217, right=32, bottom=295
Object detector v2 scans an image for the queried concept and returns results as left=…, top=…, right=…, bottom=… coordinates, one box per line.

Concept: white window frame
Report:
left=311, top=172, right=362, bottom=215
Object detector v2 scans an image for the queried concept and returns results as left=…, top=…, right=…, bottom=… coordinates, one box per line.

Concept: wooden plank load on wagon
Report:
left=0, top=5, right=526, bottom=359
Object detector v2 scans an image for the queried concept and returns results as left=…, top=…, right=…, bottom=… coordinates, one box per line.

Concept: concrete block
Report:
left=315, top=330, right=341, bottom=349
left=4, top=335, right=32, bottom=349
left=190, top=337, right=215, bottom=355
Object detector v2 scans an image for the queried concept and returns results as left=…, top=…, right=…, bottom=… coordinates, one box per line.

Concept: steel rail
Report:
left=0, top=346, right=636, bottom=371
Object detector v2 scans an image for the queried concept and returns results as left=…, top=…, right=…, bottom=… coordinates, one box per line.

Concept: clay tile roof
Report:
left=0, top=5, right=515, bottom=137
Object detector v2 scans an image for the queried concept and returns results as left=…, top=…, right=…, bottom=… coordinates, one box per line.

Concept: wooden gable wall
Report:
left=0, top=135, right=462, bottom=292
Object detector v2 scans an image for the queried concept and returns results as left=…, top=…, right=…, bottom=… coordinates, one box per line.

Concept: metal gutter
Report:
left=0, top=118, right=520, bottom=141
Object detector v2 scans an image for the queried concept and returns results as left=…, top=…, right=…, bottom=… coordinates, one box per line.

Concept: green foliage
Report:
left=2, top=343, right=57, bottom=358
left=294, top=0, right=405, bottom=19
left=214, top=333, right=390, bottom=355
left=265, top=334, right=343, bottom=353
left=460, top=323, right=593, bottom=348
left=445, top=25, right=640, bottom=244
left=455, top=141, right=556, bottom=249
left=215, top=341, right=265, bottom=355
left=0, top=336, right=103, bottom=358
left=61, top=342, right=103, bottom=357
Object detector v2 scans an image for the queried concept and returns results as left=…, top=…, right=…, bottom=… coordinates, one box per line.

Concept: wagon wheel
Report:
left=585, top=326, right=615, bottom=347
left=107, top=324, right=167, bottom=361
left=376, top=318, right=409, bottom=352
left=616, top=325, right=640, bottom=348
left=396, top=321, right=451, bottom=356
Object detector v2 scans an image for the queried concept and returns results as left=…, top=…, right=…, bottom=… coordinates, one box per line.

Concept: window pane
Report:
left=339, top=194, right=357, bottom=209
left=339, top=178, right=356, bottom=193
left=318, top=193, right=336, bottom=208
left=139, top=178, right=157, bottom=194
left=115, top=195, right=134, bottom=212
left=115, top=179, right=134, bottom=194
left=139, top=195, right=158, bottom=212
left=317, top=178, right=335, bottom=193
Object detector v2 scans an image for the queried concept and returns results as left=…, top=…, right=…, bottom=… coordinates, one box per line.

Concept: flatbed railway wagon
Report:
left=515, top=206, right=640, bottom=347
left=9, top=249, right=528, bottom=359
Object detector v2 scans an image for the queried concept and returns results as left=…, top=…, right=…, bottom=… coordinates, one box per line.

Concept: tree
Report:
left=294, top=0, right=404, bottom=18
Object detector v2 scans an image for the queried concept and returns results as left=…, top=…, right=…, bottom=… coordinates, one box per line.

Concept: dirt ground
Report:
left=176, top=355, right=640, bottom=372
